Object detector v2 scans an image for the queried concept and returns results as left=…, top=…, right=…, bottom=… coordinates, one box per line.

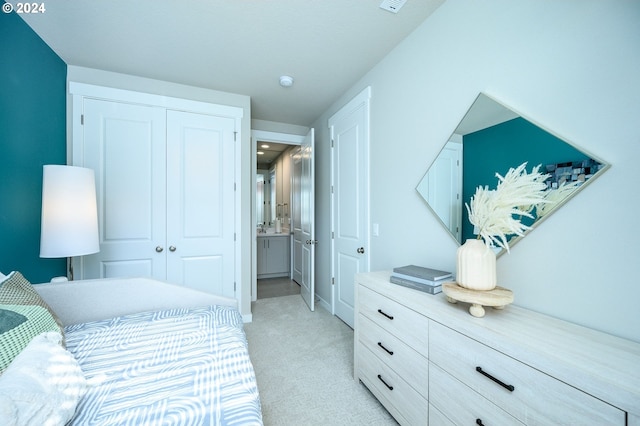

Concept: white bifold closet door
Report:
left=165, top=110, right=236, bottom=297
left=80, top=98, right=236, bottom=298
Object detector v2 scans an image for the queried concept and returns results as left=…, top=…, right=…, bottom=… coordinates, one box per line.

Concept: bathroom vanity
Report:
left=256, top=231, right=290, bottom=279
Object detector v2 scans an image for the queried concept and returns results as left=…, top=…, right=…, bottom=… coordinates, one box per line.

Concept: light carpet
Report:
left=244, top=295, right=397, bottom=426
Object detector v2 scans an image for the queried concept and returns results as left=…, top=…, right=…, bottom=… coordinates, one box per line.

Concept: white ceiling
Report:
left=19, top=0, right=444, bottom=127
left=256, top=142, right=291, bottom=169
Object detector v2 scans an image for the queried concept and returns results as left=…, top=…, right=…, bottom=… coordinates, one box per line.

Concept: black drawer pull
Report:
left=476, top=366, right=515, bottom=392
left=476, top=419, right=484, bottom=426
left=377, top=342, right=394, bottom=355
left=377, top=309, right=394, bottom=320
left=377, top=374, right=394, bottom=391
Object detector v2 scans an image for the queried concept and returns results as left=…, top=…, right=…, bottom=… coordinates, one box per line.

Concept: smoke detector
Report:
left=379, top=0, right=407, bottom=14
left=279, top=75, right=294, bottom=87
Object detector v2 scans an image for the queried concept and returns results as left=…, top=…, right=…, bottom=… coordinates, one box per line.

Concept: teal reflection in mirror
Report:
left=416, top=93, right=609, bottom=254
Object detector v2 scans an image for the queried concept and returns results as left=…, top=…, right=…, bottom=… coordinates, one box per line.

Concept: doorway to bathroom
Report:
left=252, top=129, right=315, bottom=309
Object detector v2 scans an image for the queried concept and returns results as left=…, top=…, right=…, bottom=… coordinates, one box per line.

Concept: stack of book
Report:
left=390, top=265, right=453, bottom=295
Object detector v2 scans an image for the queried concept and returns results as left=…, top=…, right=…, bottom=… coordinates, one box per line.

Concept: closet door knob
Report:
left=155, top=246, right=164, bottom=253
left=357, top=247, right=365, bottom=254
left=169, top=246, right=177, bottom=252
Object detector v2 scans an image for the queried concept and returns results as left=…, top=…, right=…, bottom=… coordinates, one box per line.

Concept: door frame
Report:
left=299, top=129, right=315, bottom=311
left=251, top=130, right=305, bottom=302
left=329, top=86, right=371, bottom=321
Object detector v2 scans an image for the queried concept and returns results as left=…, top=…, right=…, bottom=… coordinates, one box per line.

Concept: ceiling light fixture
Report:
left=257, top=151, right=264, bottom=155
left=261, top=144, right=270, bottom=149
left=279, top=75, right=294, bottom=87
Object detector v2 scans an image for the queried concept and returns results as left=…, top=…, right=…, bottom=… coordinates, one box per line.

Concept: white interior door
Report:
left=166, top=110, right=236, bottom=298
left=80, top=98, right=167, bottom=280
left=330, top=88, right=370, bottom=328
left=300, top=129, right=315, bottom=311
left=292, top=148, right=303, bottom=285
left=419, top=141, right=462, bottom=241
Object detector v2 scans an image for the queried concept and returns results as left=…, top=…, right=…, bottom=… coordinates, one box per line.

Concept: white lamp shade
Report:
left=40, top=165, right=100, bottom=258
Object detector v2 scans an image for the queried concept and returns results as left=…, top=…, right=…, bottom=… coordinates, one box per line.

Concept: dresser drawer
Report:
left=430, top=362, right=522, bottom=425
left=358, top=285, right=429, bottom=354
left=428, top=403, right=455, bottom=426
left=358, top=345, right=428, bottom=426
left=358, top=314, right=428, bottom=399
left=429, top=321, right=625, bottom=425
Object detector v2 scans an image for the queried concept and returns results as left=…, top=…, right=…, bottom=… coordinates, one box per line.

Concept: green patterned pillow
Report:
left=0, top=272, right=65, bottom=337
left=0, top=304, right=60, bottom=372
left=0, top=308, right=27, bottom=333
left=0, top=272, right=66, bottom=370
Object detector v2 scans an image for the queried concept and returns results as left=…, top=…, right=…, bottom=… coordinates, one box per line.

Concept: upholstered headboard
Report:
left=34, top=277, right=238, bottom=326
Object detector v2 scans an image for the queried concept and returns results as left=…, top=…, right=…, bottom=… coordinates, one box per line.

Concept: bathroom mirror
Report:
left=417, top=93, right=609, bottom=254
left=255, top=167, right=278, bottom=227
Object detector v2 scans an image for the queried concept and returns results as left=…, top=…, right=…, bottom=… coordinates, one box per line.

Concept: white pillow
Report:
left=0, top=272, right=6, bottom=281
left=0, top=332, right=87, bottom=426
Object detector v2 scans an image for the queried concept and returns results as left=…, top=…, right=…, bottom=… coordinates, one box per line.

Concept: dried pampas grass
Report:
left=466, top=162, right=552, bottom=252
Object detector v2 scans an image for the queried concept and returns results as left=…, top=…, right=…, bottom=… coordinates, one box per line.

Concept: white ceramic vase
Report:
left=456, top=239, right=497, bottom=291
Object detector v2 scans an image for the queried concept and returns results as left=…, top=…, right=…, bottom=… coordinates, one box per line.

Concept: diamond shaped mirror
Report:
left=417, top=93, right=609, bottom=254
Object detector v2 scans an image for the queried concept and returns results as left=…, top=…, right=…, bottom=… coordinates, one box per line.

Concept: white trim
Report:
left=250, top=130, right=305, bottom=302
left=252, top=130, right=305, bottom=145
left=328, top=86, right=372, bottom=126
left=316, top=294, right=332, bottom=314
left=234, top=116, right=242, bottom=308
left=69, top=82, right=243, bottom=118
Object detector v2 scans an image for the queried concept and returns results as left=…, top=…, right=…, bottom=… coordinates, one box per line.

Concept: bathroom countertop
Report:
left=257, top=229, right=290, bottom=237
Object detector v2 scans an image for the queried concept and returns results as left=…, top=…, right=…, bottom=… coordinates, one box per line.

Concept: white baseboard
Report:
left=316, top=294, right=331, bottom=314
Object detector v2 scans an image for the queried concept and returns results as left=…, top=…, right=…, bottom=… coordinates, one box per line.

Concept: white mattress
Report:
left=64, top=305, right=262, bottom=425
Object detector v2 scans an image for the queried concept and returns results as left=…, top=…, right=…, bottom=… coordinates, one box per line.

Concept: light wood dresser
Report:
left=354, top=271, right=640, bottom=425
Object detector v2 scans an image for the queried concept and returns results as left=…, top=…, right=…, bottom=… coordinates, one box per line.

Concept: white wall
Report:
left=66, top=66, right=254, bottom=320
left=312, top=0, right=640, bottom=342
left=251, top=119, right=309, bottom=136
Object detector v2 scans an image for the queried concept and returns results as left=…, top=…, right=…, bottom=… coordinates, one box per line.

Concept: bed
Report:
left=0, top=272, right=263, bottom=426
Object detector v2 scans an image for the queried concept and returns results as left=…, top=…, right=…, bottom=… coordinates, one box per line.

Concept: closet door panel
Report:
left=166, top=111, right=236, bottom=297
left=182, top=256, right=224, bottom=295
left=291, top=148, right=303, bottom=284
left=81, top=99, right=167, bottom=280
left=182, top=127, right=221, bottom=237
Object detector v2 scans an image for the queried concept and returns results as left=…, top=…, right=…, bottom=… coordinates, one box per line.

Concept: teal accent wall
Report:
left=0, top=8, right=67, bottom=282
left=461, top=117, right=589, bottom=242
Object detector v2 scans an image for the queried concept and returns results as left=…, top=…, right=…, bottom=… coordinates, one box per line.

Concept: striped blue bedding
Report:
left=64, top=305, right=263, bottom=425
